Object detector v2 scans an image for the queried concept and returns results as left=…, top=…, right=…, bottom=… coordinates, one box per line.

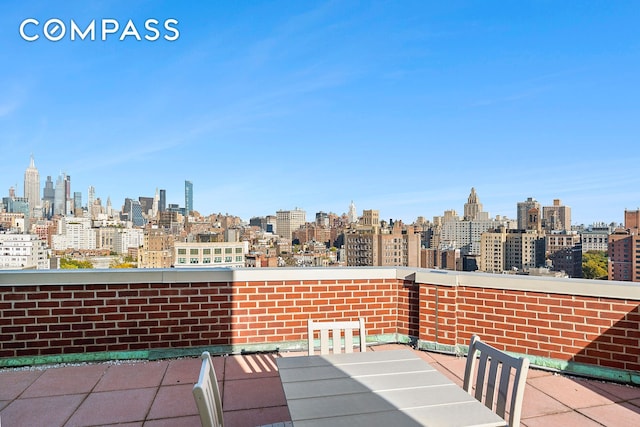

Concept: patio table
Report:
left=276, top=349, right=507, bottom=427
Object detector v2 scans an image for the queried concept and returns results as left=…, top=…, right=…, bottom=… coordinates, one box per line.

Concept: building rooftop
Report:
left=1, top=344, right=639, bottom=426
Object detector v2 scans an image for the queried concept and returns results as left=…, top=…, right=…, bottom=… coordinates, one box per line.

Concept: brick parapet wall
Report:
left=1, top=268, right=638, bottom=376
left=0, top=277, right=404, bottom=359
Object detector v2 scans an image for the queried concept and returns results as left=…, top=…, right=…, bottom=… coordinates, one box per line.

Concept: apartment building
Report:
left=480, top=228, right=545, bottom=274
left=138, top=229, right=174, bottom=268
left=344, top=222, right=420, bottom=267
left=173, top=241, right=248, bottom=268
left=0, top=233, right=49, bottom=270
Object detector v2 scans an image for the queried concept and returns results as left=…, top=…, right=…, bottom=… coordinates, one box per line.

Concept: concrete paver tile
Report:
left=65, top=388, right=157, bottom=427
left=0, top=369, right=43, bottom=400
left=528, top=374, right=617, bottom=409
left=161, top=357, right=203, bottom=386
left=1, top=394, right=85, bottom=427
left=225, top=354, right=279, bottom=380
left=579, top=402, right=640, bottom=426
left=223, top=376, right=287, bottom=411
left=22, top=364, right=108, bottom=397
left=522, top=410, right=604, bottom=427
left=223, top=406, right=291, bottom=427
left=587, top=379, right=640, bottom=402
left=143, top=415, right=202, bottom=427
left=520, top=381, right=572, bottom=419
left=95, top=361, right=168, bottom=391
left=147, top=384, right=198, bottom=420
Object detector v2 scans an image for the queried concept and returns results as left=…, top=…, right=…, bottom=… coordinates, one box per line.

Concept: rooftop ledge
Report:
left=1, top=267, right=639, bottom=386
left=2, top=267, right=639, bottom=301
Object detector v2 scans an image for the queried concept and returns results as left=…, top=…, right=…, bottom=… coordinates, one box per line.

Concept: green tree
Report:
left=60, top=257, right=94, bottom=269
left=582, top=251, right=608, bottom=279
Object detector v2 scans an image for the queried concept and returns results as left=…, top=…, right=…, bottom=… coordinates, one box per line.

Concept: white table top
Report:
left=277, top=349, right=507, bottom=427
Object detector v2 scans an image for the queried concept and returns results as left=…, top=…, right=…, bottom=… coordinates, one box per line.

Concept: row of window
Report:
left=176, top=255, right=244, bottom=264
left=177, top=247, right=243, bottom=255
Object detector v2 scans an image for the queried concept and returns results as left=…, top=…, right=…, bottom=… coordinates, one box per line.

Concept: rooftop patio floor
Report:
left=1, top=344, right=639, bottom=426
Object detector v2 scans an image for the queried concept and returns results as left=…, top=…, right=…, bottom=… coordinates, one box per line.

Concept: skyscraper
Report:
left=42, top=176, right=55, bottom=219
left=185, top=180, right=193, bottom=215
left=159, top=189, right=166, bottom=212
left=54, top=173, right=67, bottom=216
left=348, top=201, right=357, bottom=223
left=23, top=155, right=40, bottom=216
left=88, top=186, right=96, bottom=211
left=463, top=187, right=484, bottom=221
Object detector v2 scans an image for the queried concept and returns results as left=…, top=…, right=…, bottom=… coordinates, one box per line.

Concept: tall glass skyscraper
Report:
left=185, top=180, right=193, bottom=215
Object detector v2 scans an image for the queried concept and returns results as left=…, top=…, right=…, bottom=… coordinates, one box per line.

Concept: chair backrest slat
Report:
left=193, top=351, right=224, bottom=427
left=308, top=318, right=366, bottom=355
left=463, top=335, right=530, bottom=427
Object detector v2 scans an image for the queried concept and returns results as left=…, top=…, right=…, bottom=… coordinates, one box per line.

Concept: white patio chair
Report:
left=463, top=334, right=530, bottom=427
left=193, top=351, right=224, bottom=427
left=307, top=318, right=366, bottom=355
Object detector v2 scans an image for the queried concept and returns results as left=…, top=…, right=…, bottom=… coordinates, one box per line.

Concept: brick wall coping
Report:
left=403, top=268, right=640, bottom=301
left=1, top=266, right=638, bottom=301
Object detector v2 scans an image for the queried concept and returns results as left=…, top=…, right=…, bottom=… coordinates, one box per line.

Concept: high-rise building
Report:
left=463, top=187, right=484, bottom=221
left=185, top=180, right=193, bottom=215
left=480, top=228, right=545, bottom=274
left=276, top=208, right=306, bottom=240
left=543, top=199, right=571, bottom=232
left=42, top=176, right=55, bottom=219
left=73, top=192, right=82, bottom=215
left=517, top=197, right=541, bottom=230
left=608, top=229, right=639, bottom=282
left=23, top=155, right=40, bottom=216
left=54, top=173, right=66, bottom=216
left=344, top=222, right=421, bottom=267
left=159, top=189, right=166, bottom=212
left=87, top=186, right=95, bottom=211
left=348, top=201, right=357, bottom=223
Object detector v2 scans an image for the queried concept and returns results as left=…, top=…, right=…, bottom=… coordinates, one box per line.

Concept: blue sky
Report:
left=1, top=1, right=639, bottom=225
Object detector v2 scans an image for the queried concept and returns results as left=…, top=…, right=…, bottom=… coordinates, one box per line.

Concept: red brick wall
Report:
left=0, top=278, right=402, bottom=359
left=1, top=277, right=639, bottom=375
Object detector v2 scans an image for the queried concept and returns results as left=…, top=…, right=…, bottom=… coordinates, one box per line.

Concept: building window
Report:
left=190, top=249, right=199, bottom=255
left=178, top=249, right=186, bottom=255
left=190, top=258, right=199, bottom=264
left=225, top=256, right=232, bottom=263
left=203, top=257, right=211, bottom=264
left=235, top=247, right=243, bottom=253
left=225, top=248, right=232, bottom=254
left=177, top=257, right=186, bottom=264
left=203, top=249, right=211, bottom=255
left=235, top=256, right=243, bottom=262
left=214, top=248, right=222, bottom=254
left=214, top=257, right=222, bottom=263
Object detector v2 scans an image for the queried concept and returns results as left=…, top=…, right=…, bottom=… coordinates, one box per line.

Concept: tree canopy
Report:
left=582, top=251, right=608, bottom=279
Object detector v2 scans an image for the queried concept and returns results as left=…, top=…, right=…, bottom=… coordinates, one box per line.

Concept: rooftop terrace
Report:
left=1, top=267, right=639, bottom=425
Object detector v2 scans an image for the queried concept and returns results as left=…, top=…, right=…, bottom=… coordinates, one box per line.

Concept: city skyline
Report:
left=1, top=2, right=639, bottom=225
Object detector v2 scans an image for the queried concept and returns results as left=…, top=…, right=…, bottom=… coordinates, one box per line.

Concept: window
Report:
left=235, top=256, right=243, bottom=262
left=214, top=257, right=222, bottom=263
left=225, top=248, right=232, bottom=254
left=190, top=258, right=199, bottom=264
left=203, top=249, right=211, bottom=255
left=214, top=248, right=222, bottom=254
left=178, top=248, right=186, bottom=255
left=235, top=247, right=243, bottom=253
left=177, top=257, right=186, bottom=264
left=190, top=249, right=199, bottom=255
left=203, top=257, right=211, bottom=264
left=225, top=256, right=232, bottom=263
